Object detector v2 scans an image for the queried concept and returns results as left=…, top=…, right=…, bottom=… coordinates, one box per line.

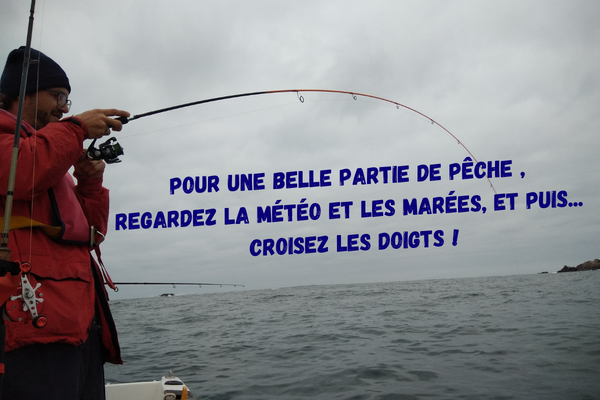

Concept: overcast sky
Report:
left=2, top=0, right=599, bottom=299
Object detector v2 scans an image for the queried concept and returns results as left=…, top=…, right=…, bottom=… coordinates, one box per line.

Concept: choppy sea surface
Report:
left=105, top=272, right=600, bottom=399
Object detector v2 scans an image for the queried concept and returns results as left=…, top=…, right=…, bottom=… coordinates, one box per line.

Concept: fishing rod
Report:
left=0, top=2, right=37, bottom=397
left=116, top=89, right=464, bottom=147
left=111, top=281, right=245, bottom=291
left=110, top=88, right=496, bottom=192
left=0, top=0, right=36, bottom=261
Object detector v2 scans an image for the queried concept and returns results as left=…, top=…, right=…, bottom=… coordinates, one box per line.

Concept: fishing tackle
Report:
left=86, top=137, right=124, bottom=164
left=113, top=89, right=496, bottom=192
left=1, top=3, right=39, bottom=391
left=6, top=263, right=48, bottom=329
left=115, top=89, right=454, bottom=131
left=110, top=281, right=245, bottom=292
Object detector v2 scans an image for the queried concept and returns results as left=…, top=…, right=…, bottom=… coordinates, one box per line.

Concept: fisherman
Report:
left=0, top=47, right=129, bottom=399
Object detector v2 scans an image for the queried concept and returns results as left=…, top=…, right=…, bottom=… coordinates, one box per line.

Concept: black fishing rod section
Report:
left=116, top=89, right=445, bottom=129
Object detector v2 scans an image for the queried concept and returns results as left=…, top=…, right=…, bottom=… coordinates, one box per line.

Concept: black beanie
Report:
left=0, top=46, right=71, bottom=98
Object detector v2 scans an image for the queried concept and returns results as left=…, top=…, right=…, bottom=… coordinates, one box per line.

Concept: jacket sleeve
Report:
left=74, top=175, right=109, bottom=238
left=0, top=116, right=87, bottom=199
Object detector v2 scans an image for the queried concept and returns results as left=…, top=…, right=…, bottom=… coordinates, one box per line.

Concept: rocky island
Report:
left=557, top=259, right=600, bottom=273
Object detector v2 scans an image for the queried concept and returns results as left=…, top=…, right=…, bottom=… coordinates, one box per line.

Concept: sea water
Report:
left=104, top=272, right=600, bottom=399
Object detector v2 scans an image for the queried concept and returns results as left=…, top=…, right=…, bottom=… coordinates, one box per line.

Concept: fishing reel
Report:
left=86, top=137, right=124, bottom=164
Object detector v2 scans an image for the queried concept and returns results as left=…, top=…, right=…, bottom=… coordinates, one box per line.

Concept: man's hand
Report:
left=74, top=153, right=106, bottom=180
left=75, top=109, right=130, bottom=139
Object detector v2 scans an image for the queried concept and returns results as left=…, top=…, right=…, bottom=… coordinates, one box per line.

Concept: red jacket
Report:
left=0, top=109, right=121, bottom=364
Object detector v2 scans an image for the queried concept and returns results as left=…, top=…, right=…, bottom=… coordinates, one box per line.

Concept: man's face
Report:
left=22, top=87, right=70, bottom=129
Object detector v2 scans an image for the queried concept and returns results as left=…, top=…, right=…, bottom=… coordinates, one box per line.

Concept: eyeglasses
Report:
left=45, top=90, right=72, bottom=111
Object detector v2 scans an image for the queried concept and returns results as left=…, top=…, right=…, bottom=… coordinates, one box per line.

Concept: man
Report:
left=0, top=46, right=129, bottom=399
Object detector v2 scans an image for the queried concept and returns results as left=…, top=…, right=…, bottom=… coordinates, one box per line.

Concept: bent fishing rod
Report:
left=108, top=88, right=496, bottom=192
left=116, top=89, right=465, bottom=147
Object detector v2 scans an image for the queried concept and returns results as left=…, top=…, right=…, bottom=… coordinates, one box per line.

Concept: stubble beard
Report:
left=34, top=109, right=61, bottom=129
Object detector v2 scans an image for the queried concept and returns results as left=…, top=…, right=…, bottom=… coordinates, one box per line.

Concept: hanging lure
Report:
left=5, top=263, right=48, bottom=329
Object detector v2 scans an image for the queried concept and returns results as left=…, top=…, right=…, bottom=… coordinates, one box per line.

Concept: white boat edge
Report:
left=105, top=374, right=196, bottom=400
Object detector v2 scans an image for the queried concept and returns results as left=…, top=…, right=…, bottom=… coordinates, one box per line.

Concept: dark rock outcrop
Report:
left=557, top=259, right=600, bottom=273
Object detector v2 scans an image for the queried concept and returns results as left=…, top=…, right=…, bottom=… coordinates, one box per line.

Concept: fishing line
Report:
left=115, top=89, right=497, bottom=192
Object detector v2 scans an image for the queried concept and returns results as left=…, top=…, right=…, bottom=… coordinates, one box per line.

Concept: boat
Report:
left=105, top=373, right=196, bottom=400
